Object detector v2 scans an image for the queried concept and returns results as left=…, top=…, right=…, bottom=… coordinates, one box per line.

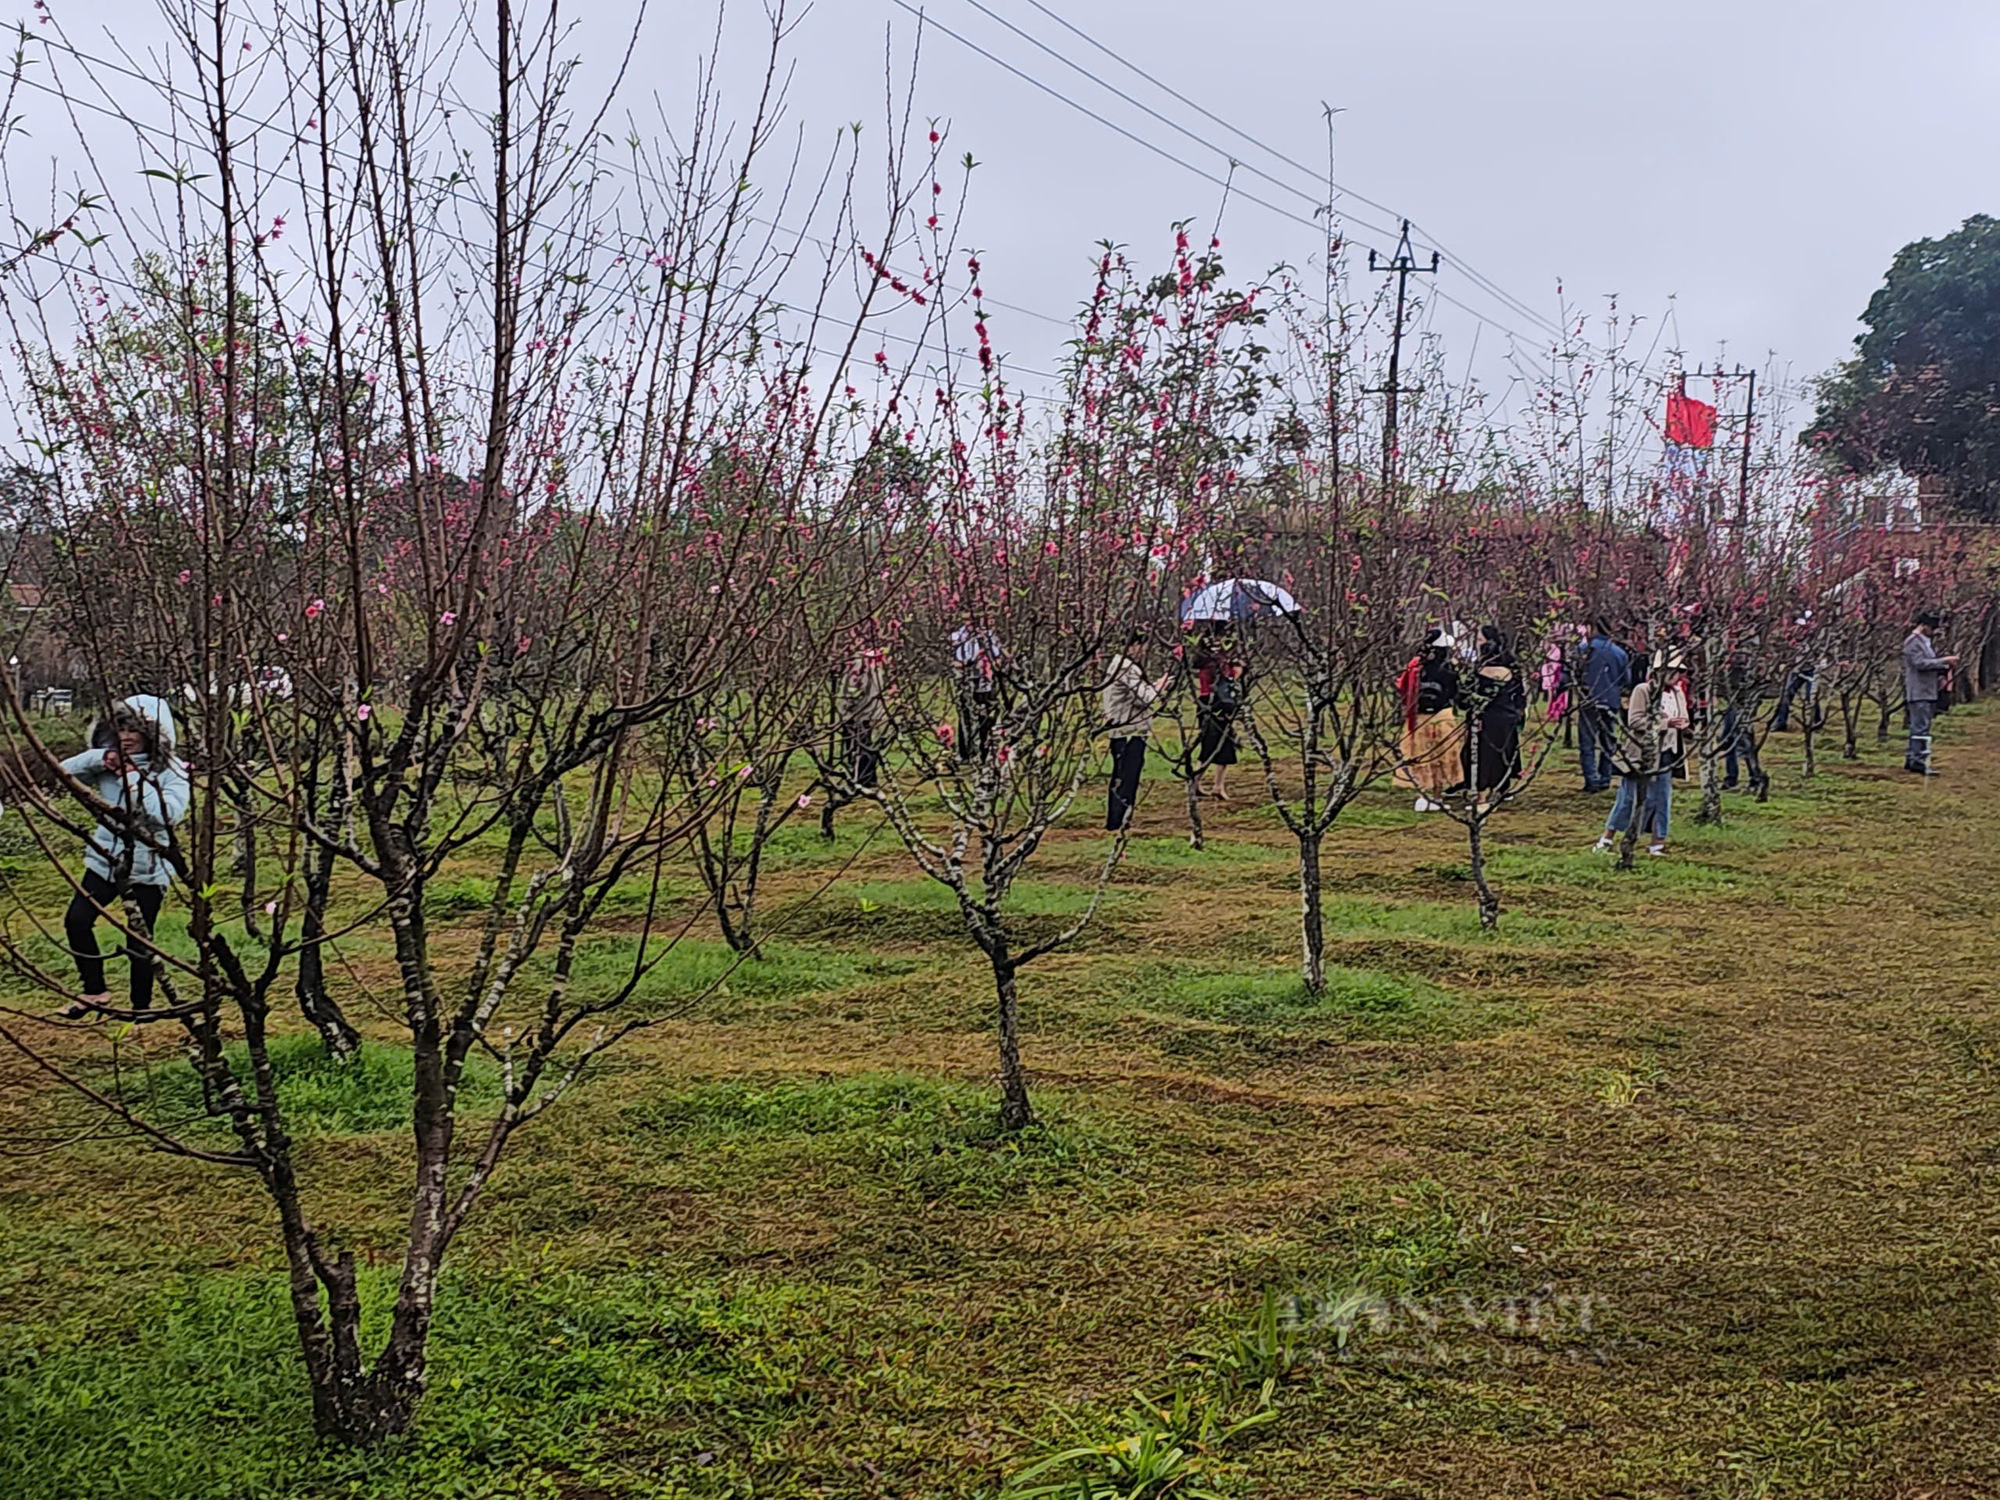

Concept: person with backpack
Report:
left=1596, top=649, right=1689, bottom=857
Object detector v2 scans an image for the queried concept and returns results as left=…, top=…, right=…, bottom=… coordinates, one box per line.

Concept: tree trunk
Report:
left=1697, top=740, right=1722, bottom=826
left=1298, top=834, right=1326, bottom=993
left=1616, top=797, right=1641, bottom=871
left=1840, top=692, right=1859, bottom=759
left=234, top=795, right=262, bottom=940
left=1467, top=816, right=1500, bottom=930
left=297, top=836, right=361, bottom=1063
left=1801, top=714, right=1818, bottom=777
left=297, top=743, right=361, bottom=1062
left=1184, top=774, right=1204, bottom=851
left=714, top=893, right=759, bottom=957
left=991, top=948, right=1033, bottom=1132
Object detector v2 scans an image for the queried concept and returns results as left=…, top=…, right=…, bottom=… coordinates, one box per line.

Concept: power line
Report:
left=998, top=0, right=1566, bottom=343
left=921, top=0, right=1703, bottom=380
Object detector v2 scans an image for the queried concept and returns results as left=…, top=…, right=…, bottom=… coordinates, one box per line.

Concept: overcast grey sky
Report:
left=767, top=0, right=2000, bottom=414
left=38, top=0, right=2000, bottom=425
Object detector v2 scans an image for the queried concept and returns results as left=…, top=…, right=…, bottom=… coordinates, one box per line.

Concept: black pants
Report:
left=66, top=871, right=165, bottom=1010
left=842, top=724, right=882, bottom=788
left=957, top=689, right=997, bottom=763
left=1107, top=737, right=1146, bottom=830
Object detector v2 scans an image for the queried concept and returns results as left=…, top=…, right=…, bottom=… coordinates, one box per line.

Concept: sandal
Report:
left=57, top=994, right=110, bottom=1021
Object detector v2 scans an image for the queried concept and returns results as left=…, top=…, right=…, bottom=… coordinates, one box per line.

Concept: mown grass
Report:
left=4, top=708, right=2000, bottom=1498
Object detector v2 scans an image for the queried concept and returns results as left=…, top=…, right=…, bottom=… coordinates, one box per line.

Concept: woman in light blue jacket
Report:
left=55, top=694, right=189, bottom=1020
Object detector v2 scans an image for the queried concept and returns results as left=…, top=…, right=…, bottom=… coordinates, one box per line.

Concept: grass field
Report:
left=3, top=707, right=1998, bottom=1499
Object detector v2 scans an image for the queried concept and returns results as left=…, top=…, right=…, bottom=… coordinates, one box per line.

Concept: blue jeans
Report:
left=1577, top=703, right=1616, bottom=789
left=1605, top=771, right=1672, bottom=844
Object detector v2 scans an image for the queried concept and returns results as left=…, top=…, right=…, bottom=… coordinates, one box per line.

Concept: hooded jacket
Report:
left=59, top=694, right=189, bottom=888
left=1101, top=653, right=1160, bottom=740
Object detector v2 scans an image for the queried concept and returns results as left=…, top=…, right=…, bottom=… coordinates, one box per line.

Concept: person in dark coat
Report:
left=1462, top=626, right=1525, bottom=809
left=1577, top=619, right=1629, bottom=792
left=1193, top=635, right=1243, bottom=801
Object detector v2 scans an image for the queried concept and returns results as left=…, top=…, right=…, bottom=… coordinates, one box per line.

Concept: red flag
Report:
left=1666, top=390, right=1718, bottom=449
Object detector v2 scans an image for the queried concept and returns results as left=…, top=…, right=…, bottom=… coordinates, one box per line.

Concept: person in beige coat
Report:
left=1595, top=648, right=1690, bottom=856
left=1102, top=629, right=1169, bottom=830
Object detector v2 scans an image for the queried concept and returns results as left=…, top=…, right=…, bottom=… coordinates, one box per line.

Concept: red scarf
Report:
left=1396, top=656, right=1423, bottom=733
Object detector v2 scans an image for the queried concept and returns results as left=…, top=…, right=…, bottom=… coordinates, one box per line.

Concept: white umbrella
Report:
left=1179, top=578, right=1299, bottom=624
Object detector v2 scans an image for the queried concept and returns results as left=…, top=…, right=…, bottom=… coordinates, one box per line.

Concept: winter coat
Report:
left=1101, top=654, right=1160, bottom=740
left=60, top=694, right=189, bottom=888
left=1626, top=678, right=1689, bottom=771
left=1581, top=634, right=1630, bottom=710
left=1903, top=629, right=1950, bottom=706
left=839, top=655, right=888, bottom=733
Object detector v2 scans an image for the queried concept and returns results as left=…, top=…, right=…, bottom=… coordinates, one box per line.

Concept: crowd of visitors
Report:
left=1091, top=606, right=1965, bottom=856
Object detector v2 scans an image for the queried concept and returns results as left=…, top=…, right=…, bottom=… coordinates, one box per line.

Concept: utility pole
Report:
left=1737, top=367, right=1755, bottom=529
left=1685, top=366, right=1756, bottom=529
left=1367, top=220, right=1438, bottom=501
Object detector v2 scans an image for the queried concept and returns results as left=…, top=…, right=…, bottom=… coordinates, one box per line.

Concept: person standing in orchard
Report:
left=1102, top=629, right=1170, bottom=830
left=822, top=642, right=888, bottom=837
left=950, top=623, right=1002, bottom=764
left=1462, top=625, right=1527, bottom=812
left=1193, top=632, right=1244, bottom=802
left=1597, top=649, right=1690, bottom=858
left=1394, top=628, right=1461, bottom=813
left=46, top=695, right=189, bottom=1020
left=1903, top=610, right=1957, bottom=775
left=1578, top=618, right=1630, bottom=793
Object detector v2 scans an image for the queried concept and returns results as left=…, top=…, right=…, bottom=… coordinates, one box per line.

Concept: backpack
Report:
left=1211, top=672, right=1243, bottom=711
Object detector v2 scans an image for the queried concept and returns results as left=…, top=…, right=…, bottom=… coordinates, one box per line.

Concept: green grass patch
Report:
left=0, top=1264, right=843, bottom=1500
left=1318, top=895, right=1590, bottom=947
left=627, top=1072, right=1132, bottom=1209
left=1117, top=835, right=1295, bottom=870
left=1473, top=846, right=1762, bottom=893
left=121, top=1033, right=500, bottom=1139
left=1147, top=965, right=1455, bottom=1028
left=842, top=877, right=1136, bottom=917
left=558, top=935, right=906, bottom=1016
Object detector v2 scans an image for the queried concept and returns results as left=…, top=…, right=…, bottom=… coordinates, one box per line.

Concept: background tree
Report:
left=1806, top=214, right=2000, bottom=519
